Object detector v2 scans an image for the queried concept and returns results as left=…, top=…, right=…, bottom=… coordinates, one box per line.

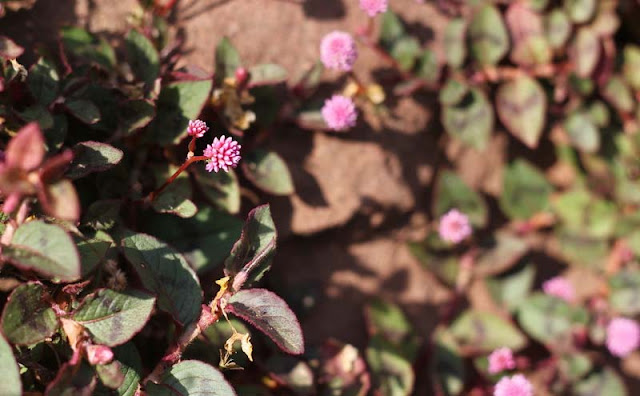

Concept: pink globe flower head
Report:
left=488, top=347, right=516, bottom=374
left=322, top=95, right=358, bottom=131
left=187, top=119, right=209, bottom=138
left=438, top=209, right=472, bottom=244
left=320, top=31, right=358, bottom=71
left=494, top=374, right=533, bottom=396
left=203, top=135, right=241, bottom=173
left=606, top=317, right=640, bottom=357
left=359, top=0, right=388, bottom=17
left=542, top=276, right=575, bottom=303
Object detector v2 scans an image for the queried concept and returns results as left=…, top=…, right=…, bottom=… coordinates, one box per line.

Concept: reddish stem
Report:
left=147, top=155, right=208, bottom=202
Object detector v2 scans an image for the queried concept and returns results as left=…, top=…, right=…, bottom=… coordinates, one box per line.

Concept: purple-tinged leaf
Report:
left=1, top=282, right=59, bottom=345
left=564, top=0, right=596, bottom=23
left=570, top=28, right=600, bottom=78
left=442, top=88, right=493, bottom=150
left=95, top=360, right=125, bottom=390
left=0, top=36, right=23, bottom=59
left=6, top=122, right=44, bottom=171
left=0, top=334, right=21, bottom=395
left=366, top=335, right=414, bottom=396
left=242, top=149, right=295, bottom=196
left=469, top=5, right=509, bottom=66
left=224, top=204, right=277, bottom=288
left=65, top=99, right=101, bottom=124
left=42, top=179, right=81, bottom=222
left=67, top=141, right=123, bottom=179
left=227, top=288, right=304, bottom=355
left=118, top=99, right=156, bottom=135
left=450, top=310, right=527, bottom=353
left=121, top=232, right=202, bottom=325
left=2, top=220, right=81, bottom=283
left=146, top=360, right=237, bottom=396
left=72, top=289, right=155, bottom=347
left=249, top=63, right=288, bottom=87
left=545, top=9, right=571, bottom=50
left=45, top=361, right=97, bottom=396
left=265, top=356, right=314, bottom=395
left=496, top=76, right=547, bottom=148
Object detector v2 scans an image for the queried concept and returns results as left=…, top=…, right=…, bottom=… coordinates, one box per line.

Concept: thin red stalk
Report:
left=147, top=155, right=207, bottom=202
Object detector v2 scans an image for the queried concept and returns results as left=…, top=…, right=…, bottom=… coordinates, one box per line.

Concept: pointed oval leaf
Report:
left=193, top=167, right=240, bottom=214
left=0, top=36, right=24, bottom=59
left=151, top=179, right=197, bottom=219
left=65, top=99, right=101, bottom=124
left=517, top=293, right=589, bottom=345
left=546, top=9, right=572, bottom=49
left=28, top=57, right=60, bottom=106
left=215, top=37, right=241, bottom=82
left=67, top=141, right=123, bottom=179
left=242, top=149, right=294, bottom=196
left=224, top=204, right=277, bottom=286
left=2, top=220, right=81, bottom=283
left=390, top=36, right=421, bottom=71
left=570, top=28, right=600, bottom=78
left=564, top=112, right=599, bottom=153
left=442, top=88, right=494, bottom=150
left=119, top=99, right=156, bottom=135
left=564, top=0, right=596, bottom=23
left=623, top=45, right=640, bottom=90
left=227, top=288, right=304, bottom=355
left=125, top=29, right=160, bottom=87
left=574, top=368, right=627, bottom=396
left=121, top=232, right=202, bottom=325
left=469, top=5, right=510, bottom=66
left=444, top=19, right=466, bottom=68
left=496, top=76, right=547, bottom=148
left=72, top=289, right=156, bottom=347
left=146, top=360, right=237, bottom=396
left=248, top=64, right=288, bottom=87
left=433, top=170, right=487, bottom=227
left=366, top=336, right=414, bottom=396
left=147, top=80, right=213, bottom=145
left=499, top=160, right=552, bottom=220
left=379, top=10, right=405, bottom=49
left=450, top=310, right=527, bottom=352
left=602, top=76, right=634, bottom=113
left=43, top=179, right=81, bottom=222
left=473, top=232, right=529, bottom=277
left=0, top=334, right=21, bottom=395
left=6, top=122, right=45, bottom=171
left=1, top=282, right=59, bottom=345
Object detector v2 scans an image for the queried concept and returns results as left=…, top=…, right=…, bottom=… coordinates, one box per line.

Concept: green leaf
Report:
left=96, top=361, right=125, bottom=390
left=469, top=5, right=510, bottom=66
left=193, top=167, right=241, bottom=214
left=444, top=19, right=466, bottom=68
left=95, top=342, right=142, bottom=396
left=450, top=310, right=527, bottom=352
left=60, top=26, right=116, bottom=69
left=556, top=231, right=608, bottom=268
left=442, top=88, right=494, bottom=150
left=67, top=141, right=124, bottom=179
left=228, top=288, right=304, bottom=355
left=242, top=149, right=295, bottom=196
left=487, top=263, right=536, bottom=312
left=46, top=361, right=97, bottom=396
left=146, top=360, right=237, bottom=396
left=151, top=178, right=197, bottom=218
left=28, top=57, right=59, bottom=106
left=500, top=160, right=552, bottom=219
left=559, top=353, right=593, bottom=383
left=76, top=231, right=112, bottom=277
left=72, top=289, right=156, bottom=347
left=564, top=111, right=600, bottom=153
left=121, top=232, right=202, bottom=325
left=564, top=0, right=596, bottom=23
left=623, top=45, right=640, bottom=90
left=552, top=189, right=617, bottom=239
left=65, top=99, right=101, bottom=124
left=43, top=179, right=80, bottom=222
left=125, top=29, right=160, bottom=87
left=546, top=9, right=572, bottom=49
left=295, top=110, right=328, bottom=131
left=147, top=80, right=213, bottom=145
left=416, top=49, right=440, bottom=84
left=517, top=293, right=589, bottom=345
left=2, top=220, right=81, bottom=283
left=609, top=270, right=640, bottom=315
left=474, top=232, right=529, bottom=277
left=365, top=299, right=412, bottom=346
left=574, top=368, right=627, bottom=396
left=1, top=282, right=59, bottom=345
left=433, top=170, right=487, bottom=227
left=265, top=356, right=314, bottom=396
left=0, top=334, right=21, bottom=395
left=432, top=328, right=465, bottom=396
left=248, top=64, right=288, bottom=87
left=18, top=104, right=53, bottom=129
left=366, top=336, right=414, bottom=396
left=215, top=37, right=241, bottom=82
left=570, top=28, right=600, bottom=78
left=602, top=76, right=634, bottom=113
left=224, top=204, right=277, bottom=286
left=390, top=37, right=421, bottom=71
left=119, top=99, right=156, bottom=135
left=439, top=80, right=469, bottom=106
left=379, top=10, right=405, bottom=49
left=496, top=76, right=547, bottom=148
left=143, top=207, right=242, bottom=273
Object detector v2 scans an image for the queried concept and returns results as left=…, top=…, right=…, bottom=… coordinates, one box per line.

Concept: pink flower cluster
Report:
left=359, top=0, right=388, bottom=17
left=438, top=209, right=472, bottom=244
left=542, top=276, right=575, bottom=303
left=187, top=119, right=209, bottom=138
left=494, top=374, right=533, bottom=396
left=488, top=347, right=516, bottom=374
left=320, top=31, right=358, bottom=71
left=606, top=317, right=640, bottom=357
left=203, top=135, right=242, bottom=173
left=321, top=95, right=358, bottom=131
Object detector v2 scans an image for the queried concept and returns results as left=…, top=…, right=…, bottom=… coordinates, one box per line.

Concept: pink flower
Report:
left=187, top=119, right=209, bottom=138
left=321, top=95, right=358, bottom=131
left=203, top=135, right=241, bottom=173
left=85, top=344, right=114, bottom=365
left=320, top=31, right=358, bottom=71
left=359, top=0, right=388, bottom=17
left=438, top=209, right=472, bottom=244
left=606, top=317, right=640, bottom=357
left=542, top=276, right=575, bottom=302
left=488, top=347, right=516, bottom=374
left=494, top=374, right=533, bottom=396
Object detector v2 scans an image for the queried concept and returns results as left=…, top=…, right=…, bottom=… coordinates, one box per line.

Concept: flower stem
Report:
left=146, top=155, right=208, bottom=202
